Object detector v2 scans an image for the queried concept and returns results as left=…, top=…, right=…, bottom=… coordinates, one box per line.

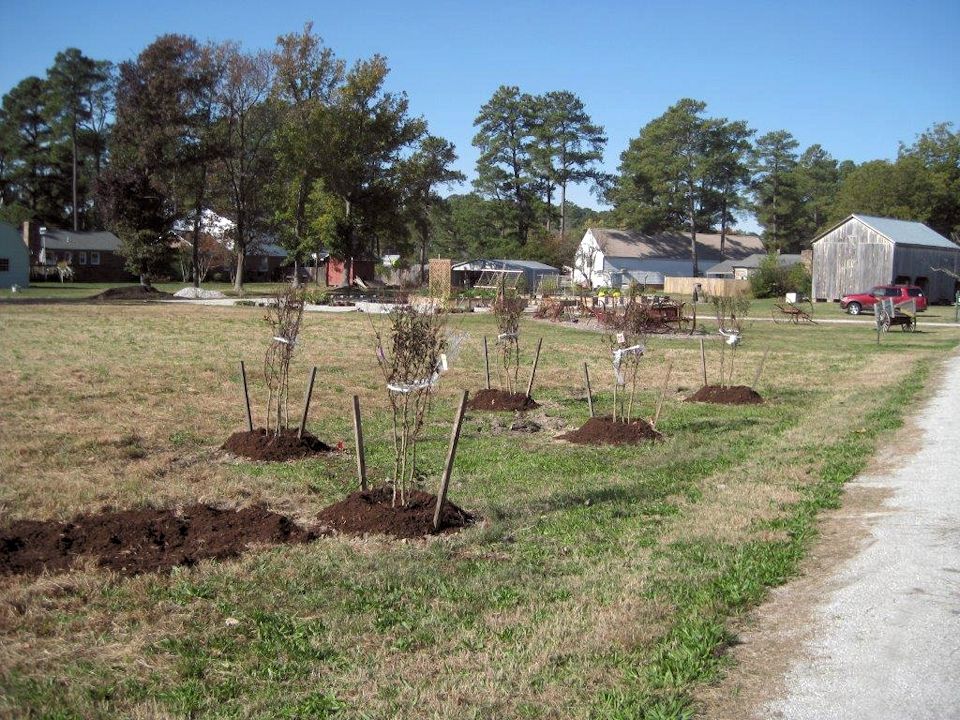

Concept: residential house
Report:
left=705, top=253, right=803, bottom=280
left=573, top=228, right=765, bottom=288
left=0, top=221, right=29, bottom=288
left=811, top=215, right=960, bottom=303
left=23, top=221, right=130, bottom=282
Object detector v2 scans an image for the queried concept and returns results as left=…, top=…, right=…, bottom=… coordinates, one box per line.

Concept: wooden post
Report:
left=297, top=366, right=318, bottom=439
left=525, top=337, right=543, bottom=398
left=434, top=390, right=469, bottom=530
left=752, top=349, right=770, bottom=388
left=483, top=336, right=491, bottom=390
left=652, top=361, right=674, bottom=429
left=583, top=362, right=594, bottom=417
left=239, top=360, right=253, bottom=432
left=352, top=395, right=367, bottom=491
left=699, top=338, right=708, bottom=387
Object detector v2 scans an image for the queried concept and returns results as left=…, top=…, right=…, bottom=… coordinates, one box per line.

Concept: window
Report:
left=46, top=251, right=57, bottom=264
left=908, top=287, right=923, bottom=297
left=90, top=251, right=100, bottom=265
left=259, top=256, right=269, bottom=272
left=64, top=251, right=72, bottom=263
left=884, top=287, right=900, bottom=297
left=915, top=276, right=929, bottom=291
left=0, top=258, right=9, bottom=272
left=78, top=252, right=87, bottom=265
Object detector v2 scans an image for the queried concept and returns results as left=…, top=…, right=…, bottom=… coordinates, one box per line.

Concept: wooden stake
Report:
left=434, top=390, right=469, bottom=530
left=525, top=337, right=543, bottom=398
left=583, top=362, right=594, bottom=417
left=483, top=336, right=491, bottom=390
left=752, top=349, right=770, bottom=388
left=297, top=366, right=318, bottom=439
left=352, top=395, right=367, bottom=491
left=699, top=338, right=708, bottom=387
left=239, top=360, right=253, bottom=432
left=652, top=361, right=674, bottom=429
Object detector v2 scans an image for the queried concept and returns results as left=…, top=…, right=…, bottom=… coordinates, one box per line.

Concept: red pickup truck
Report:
left=840, top=285, right=927, bottom=315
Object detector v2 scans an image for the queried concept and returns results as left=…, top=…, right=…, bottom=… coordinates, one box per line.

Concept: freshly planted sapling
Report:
left=606, top=330, right=645, bottom=423
left=374, top=305, right=450, bottom=507
left=263, top=288, right=305, bottom=436
left=492, top=289, right=525, bottom=394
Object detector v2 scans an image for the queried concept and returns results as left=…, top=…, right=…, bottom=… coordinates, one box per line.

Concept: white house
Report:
left=573, top=228, right=765, bottom=288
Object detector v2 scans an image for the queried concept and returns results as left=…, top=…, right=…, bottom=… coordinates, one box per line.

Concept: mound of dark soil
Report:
left=685, top=385, right=763, bottom=405
left=222, top=428, right=332, bottom=461
left=316, top=487, right=474, bottom=539
left=0, top=504, right=322, bottom=577
left=559, top=415, right=662, bottom=445
left=93, top=285, right=173, bottom=301
left=467, top=389, right=539, bottom=412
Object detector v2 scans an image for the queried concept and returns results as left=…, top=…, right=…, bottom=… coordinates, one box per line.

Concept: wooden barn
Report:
left=811, top=215, right=960, bottom=303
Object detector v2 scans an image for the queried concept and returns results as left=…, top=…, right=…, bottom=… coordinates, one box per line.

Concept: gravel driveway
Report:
left=767, top=354, right=960, bottom=719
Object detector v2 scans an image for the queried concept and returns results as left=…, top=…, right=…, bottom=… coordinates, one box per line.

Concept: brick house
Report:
left=23, top=221, right=132, bottom=282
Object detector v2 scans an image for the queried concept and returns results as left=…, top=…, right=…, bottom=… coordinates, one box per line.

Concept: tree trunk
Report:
left=292, top=258, right=301, bottom=288
left=720, top=197, right=728, bottom=256
left=234, top=249, right=245, bottom=293
left=71, top=125, right=78, bottom=232
left=560, top=182, right=567, bottom=243
left=191, top=206, right=204, bottom=289
left=689, top=193, right=699, bottom=277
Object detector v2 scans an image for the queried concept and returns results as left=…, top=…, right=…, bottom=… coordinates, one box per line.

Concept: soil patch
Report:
left=316, top=487, right=474, bottom=539
left=559, top=415, right=663, bottom=445
left=686, top=384, right=763, bottom=405
left=93, top=285, right=174, bottom=301
left=468, top=388, right=539, bottom=412
left=222, top=428, right=332, bottom=461
left=0, top=504, right=322, bottom=577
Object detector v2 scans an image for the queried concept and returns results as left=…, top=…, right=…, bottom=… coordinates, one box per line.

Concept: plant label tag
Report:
left=440, top=353, right=448, bottom=371
left=616, top=332, right=626, bottom=344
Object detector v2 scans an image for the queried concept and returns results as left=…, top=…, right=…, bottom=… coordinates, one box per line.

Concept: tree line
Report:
left=2, top=31, right=957, bottom=284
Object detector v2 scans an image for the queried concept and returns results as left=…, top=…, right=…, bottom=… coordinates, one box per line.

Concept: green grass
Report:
left=0, top=305, right=956, bottom=718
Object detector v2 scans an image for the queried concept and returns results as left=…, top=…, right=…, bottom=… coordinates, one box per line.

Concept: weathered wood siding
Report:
left=812, top=218, right=894, bottom=300
left=892, top=246, right=960, bottom=303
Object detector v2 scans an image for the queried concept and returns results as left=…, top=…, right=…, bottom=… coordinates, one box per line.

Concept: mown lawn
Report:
left=0, top=302, right=956, bottom=719
left=0, top=281, right=290, bottom=300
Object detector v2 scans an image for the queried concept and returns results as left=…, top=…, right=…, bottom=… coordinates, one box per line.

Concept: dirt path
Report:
left=701, top=353, right=960, bottom=719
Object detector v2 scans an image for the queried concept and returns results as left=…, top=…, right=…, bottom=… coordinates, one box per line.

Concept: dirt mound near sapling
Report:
left=468, top=389, right=539, bottom=412
left=316, top=487, right=474, bottom=539
left=93, top=285, right=173, bottom=301
left=0, top=504, right=322, bottom=577
left=559, top=415, right=663, bottom=445
left=222, top=428, right=332, bottom=461
left=686, top=385, right=763, bottom=405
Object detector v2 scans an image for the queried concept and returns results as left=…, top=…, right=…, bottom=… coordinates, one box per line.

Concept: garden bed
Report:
left=559, top=415, right=662, bottom=445
left=686, top=385, right=764, bottom=405
left=222, top=428, right=333, bottom=461
left=0, top=504, right=322, bottom=577
left=316, top=487, right=475, bottom=539
left=467, top=389, right=539, bottom=412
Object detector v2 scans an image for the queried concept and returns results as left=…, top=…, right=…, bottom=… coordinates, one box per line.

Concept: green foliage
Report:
left=117, top=229, right=173, bottom=285
left=751, top=130, right=804, bottom=251
left=749, top=254, right=811, bottom=298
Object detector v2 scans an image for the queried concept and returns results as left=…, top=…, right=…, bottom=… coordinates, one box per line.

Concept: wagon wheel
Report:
left=901, top=317, right=916, bottom=332
left=677, top=302, right=696, bottom=334
left=772, top=307, right=786, bottom=324
left=802, top=300, right=816, bottom=324
left=881, top=318, right=891, bottom=333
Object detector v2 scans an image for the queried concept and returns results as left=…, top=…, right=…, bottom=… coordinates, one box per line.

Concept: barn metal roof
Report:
left=853, top=215, right=958, bottom=249
left=452, top=259, right=559, bottom=272
left=813, top=215, right=958, bottom=250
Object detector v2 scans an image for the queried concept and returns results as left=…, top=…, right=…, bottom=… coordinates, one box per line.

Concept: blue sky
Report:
left=1, top=0, right=957, bottom=226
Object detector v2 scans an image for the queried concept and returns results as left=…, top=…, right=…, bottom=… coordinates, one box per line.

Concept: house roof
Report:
left=587, top=228, right=764, bottom=262
left=452, top=259, right=559, bottom=272
left=39, top=228, right=121, bottom=252
left=705, top=253, right=803, bottom=275
left=813, top=215, right=958, bottom=250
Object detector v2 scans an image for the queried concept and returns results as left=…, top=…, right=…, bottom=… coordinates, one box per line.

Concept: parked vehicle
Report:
left=840, top=285, right=927, bottom=315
